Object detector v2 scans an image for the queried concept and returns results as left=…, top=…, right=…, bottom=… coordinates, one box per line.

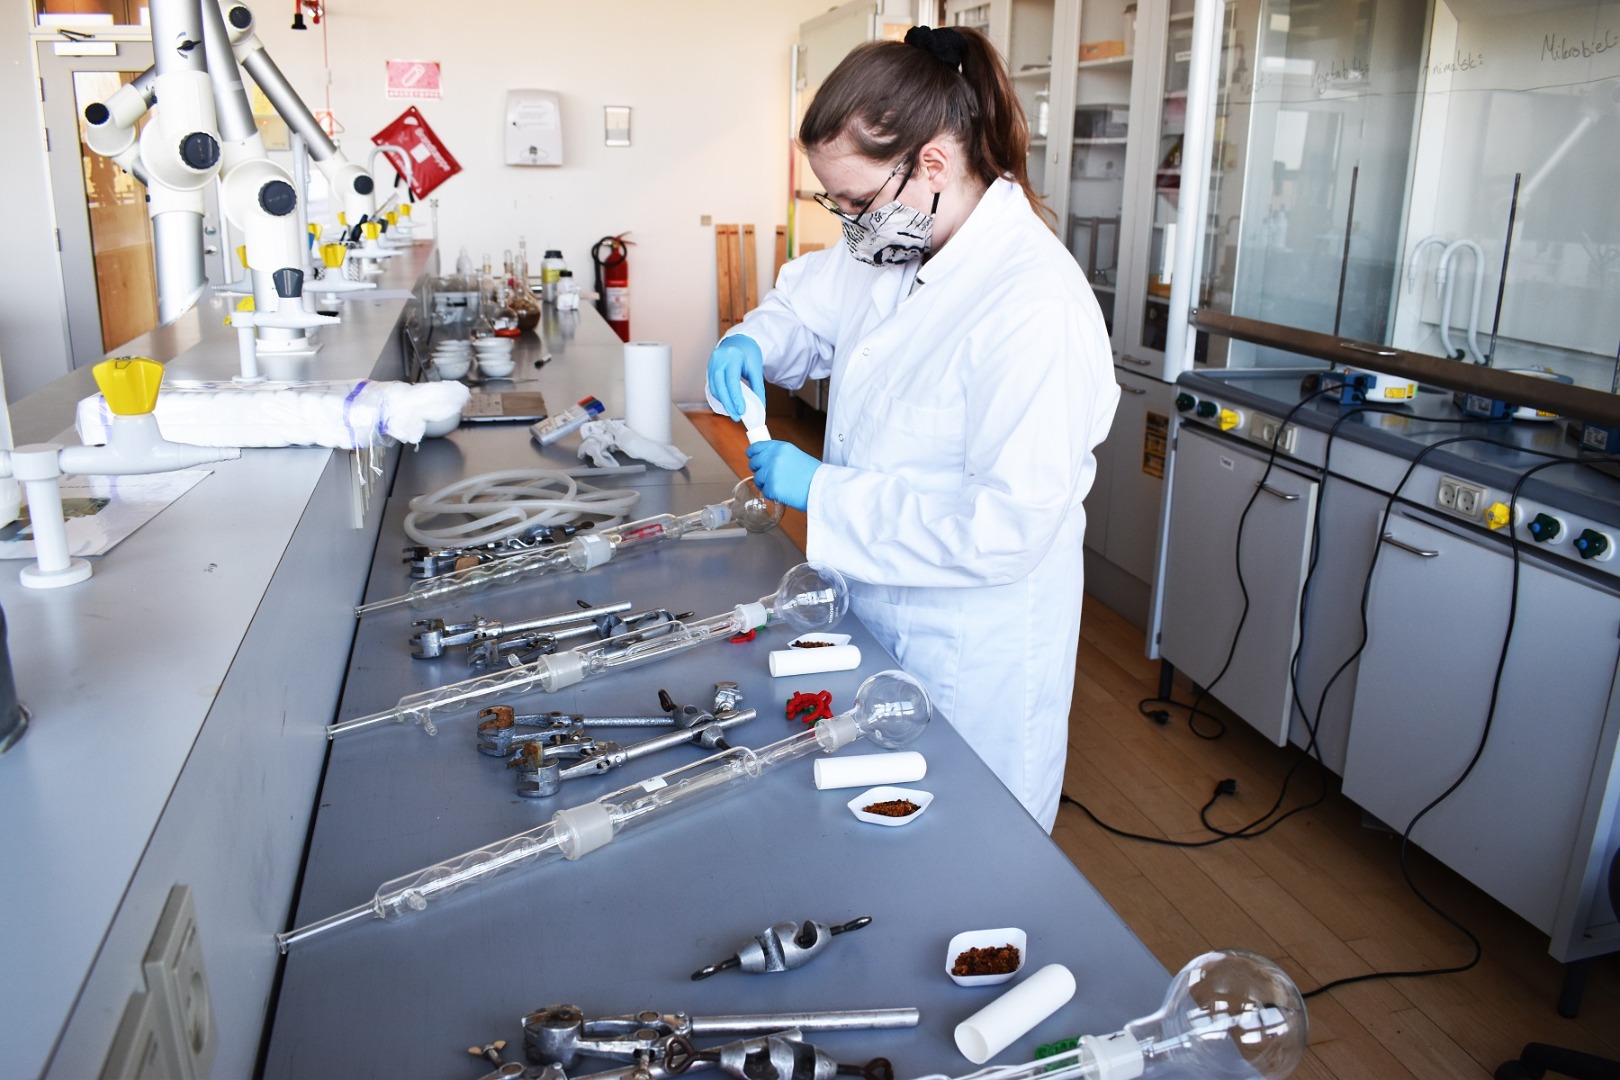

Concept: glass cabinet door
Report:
left=951, top=0, right=1061, bottom=208
left=1199, top=0, right=1620, bottom=399
left=1125, top=0, right=1240, bottom=365
left=1197, top=0, right=1430, bottom=363
left=1069, top=0, right=1138, bottom=332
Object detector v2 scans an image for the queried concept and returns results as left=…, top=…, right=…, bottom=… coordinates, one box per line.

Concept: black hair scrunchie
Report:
left=904, top=24, right=969, bottom=70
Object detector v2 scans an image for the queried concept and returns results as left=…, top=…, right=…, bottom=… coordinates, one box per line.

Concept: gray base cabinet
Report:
left=1158, top=424, right=1318, bottom=744
left=1343, top=511, right=1620, bottom=944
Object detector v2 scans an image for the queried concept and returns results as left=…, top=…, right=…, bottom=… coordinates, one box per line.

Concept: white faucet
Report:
left=0, top=358, right=241, bottom=588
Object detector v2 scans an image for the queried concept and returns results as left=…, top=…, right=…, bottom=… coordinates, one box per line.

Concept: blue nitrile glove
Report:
left=746, top=440, right=820, bottom=512
left=706, top=334, right=765, bottom=422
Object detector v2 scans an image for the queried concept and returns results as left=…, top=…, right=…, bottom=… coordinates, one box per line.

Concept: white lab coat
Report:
left=734, top=178, right=1119, bottom=830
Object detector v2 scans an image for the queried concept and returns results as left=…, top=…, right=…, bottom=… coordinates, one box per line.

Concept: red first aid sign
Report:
left=385, top=60, right=441, bottom=100
left=372, top=107, right=462, bottom=199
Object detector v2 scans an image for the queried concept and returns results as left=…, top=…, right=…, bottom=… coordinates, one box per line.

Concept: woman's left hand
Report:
left=746, top=441, right=821, bottom=511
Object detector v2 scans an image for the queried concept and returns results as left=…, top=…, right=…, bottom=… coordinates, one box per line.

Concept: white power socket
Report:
left=102, top=886, right=217, bottom=1080
left=101, top=991, right=185, bottom=1080
left=1249, top=414, right=1298, bottom=454
left=1437, top=475, right=1487, bottom=520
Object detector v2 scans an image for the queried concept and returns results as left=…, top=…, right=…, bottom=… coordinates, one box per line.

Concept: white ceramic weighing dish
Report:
left=846, top=785, right=934, bottom=827
left=945, top=927, right=1028, bottom=987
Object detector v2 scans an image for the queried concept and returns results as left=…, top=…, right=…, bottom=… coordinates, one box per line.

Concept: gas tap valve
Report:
left=691, top=916, right=874, bottom=980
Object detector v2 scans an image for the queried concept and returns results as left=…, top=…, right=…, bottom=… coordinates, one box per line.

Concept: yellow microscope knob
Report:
left=321, top=243, right=347, bottom=269
left=361, top=221, right=382, bottom=241
left=1483, top=502, right=1511, bottom=531
left=308, top=222, right=323, bottom=242
left=93, top=357, right=164, bottom=415
left=236, top=244, right=249, bottom=269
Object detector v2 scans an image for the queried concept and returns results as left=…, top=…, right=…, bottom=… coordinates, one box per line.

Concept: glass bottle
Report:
left=508, top=248, right=542, bottom=332
left=487, top=282, right=522, bottom=338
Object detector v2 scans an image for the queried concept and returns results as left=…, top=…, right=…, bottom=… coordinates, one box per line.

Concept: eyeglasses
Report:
left=813, top=157, right=912, bottom=225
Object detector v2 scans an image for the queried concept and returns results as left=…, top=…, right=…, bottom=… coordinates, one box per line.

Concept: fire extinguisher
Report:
left=592, top=233, right=632, bottom=342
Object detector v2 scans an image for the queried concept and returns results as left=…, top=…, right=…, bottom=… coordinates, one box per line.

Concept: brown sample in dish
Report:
left=953, top=944, right=1021, bottom=977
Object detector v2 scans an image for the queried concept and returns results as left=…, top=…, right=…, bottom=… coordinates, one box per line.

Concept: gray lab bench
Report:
left=0, top=244, right=432, bottom=1080
left=262, top=307, right=1173, bottom=1078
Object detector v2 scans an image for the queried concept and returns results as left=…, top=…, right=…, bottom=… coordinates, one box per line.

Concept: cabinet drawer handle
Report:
left=1380, top=531, right=1440, bottom=558
left=1256, top=482, right=1300, bottom=501
left=1121, top=354, right=1152, bottom=366
left=1119, top=385, right=1146, bottom=395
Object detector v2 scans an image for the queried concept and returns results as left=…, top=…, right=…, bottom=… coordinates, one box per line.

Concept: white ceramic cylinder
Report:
left=954, top=963, right=1077, bottom=1064
left=768, top=644, right=861, bottom=678
left=813, top=751, right=926, bottom=790
left=623, top=341, right=673, bottom=444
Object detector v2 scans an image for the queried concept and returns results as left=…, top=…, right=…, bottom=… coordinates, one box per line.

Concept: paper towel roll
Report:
left=769, top=644, right=861, bottom=677
left=813, top=751, right=926, bottom=790
left=623, top=341, right=673, bottom=444
left=954, top=963, right=1077, bottom=1064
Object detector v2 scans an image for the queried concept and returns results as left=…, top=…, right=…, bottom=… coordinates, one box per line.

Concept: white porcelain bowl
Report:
left=421, top=411, right=462, bottom=437
left=433, top=356, right=471, bottom=380
left=945, top=927, right=1027, bottom=987
left=476, top=355, right=516, bottom=378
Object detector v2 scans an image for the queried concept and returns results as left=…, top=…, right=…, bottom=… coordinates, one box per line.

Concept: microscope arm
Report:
left=220, top=0, right=377, bottom=226
left=199, top=0, right=306, bottom=300
left=81, top=72, right=156, bottom=183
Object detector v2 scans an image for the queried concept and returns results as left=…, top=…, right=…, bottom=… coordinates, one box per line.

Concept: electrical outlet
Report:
left=101, top=991, right=185, bottom=1080
left=1437, top=475, right=1486, bottom=519
left=1249, top=415, right=1297, bottom=454
left=140, top=886, right=217, bottom=1080
left=1455, top=485, right=1483, bottom=518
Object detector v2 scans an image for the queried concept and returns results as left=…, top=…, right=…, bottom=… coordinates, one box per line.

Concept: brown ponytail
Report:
left=799, top=25, right=1051, bottom=224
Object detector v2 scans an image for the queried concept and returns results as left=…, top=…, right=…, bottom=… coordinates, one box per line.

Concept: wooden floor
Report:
left=685, top=405, right=1620, bottom=1078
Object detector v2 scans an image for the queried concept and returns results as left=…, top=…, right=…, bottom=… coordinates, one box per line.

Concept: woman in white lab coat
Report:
left=707, top=25, right=1118, bottom=830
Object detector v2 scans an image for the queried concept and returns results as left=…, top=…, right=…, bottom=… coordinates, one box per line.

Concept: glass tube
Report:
left=354, top=478, right=782, bottom=617
left=282, top=671, right=929, bottom=952
left=362, top=545, right=573, bottom=615
left=328, top=561, right=848, bottom=739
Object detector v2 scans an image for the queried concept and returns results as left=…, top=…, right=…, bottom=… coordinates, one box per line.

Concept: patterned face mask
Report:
left=842, top=195, right=938, bottom=266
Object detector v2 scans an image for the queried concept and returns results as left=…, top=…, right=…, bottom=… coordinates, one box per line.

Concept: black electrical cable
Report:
left=1289, top=437, right=1607, bottom=997
left=1065, top=393, right=1620, bottom=997
left=1133, top=386, right=1339, bottom=740
left=1203, top=408, right=1503, bottom=842
left=1075, top=405, right=1495, bottom=850
left=1098, top=397, right=1390, bottom=844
